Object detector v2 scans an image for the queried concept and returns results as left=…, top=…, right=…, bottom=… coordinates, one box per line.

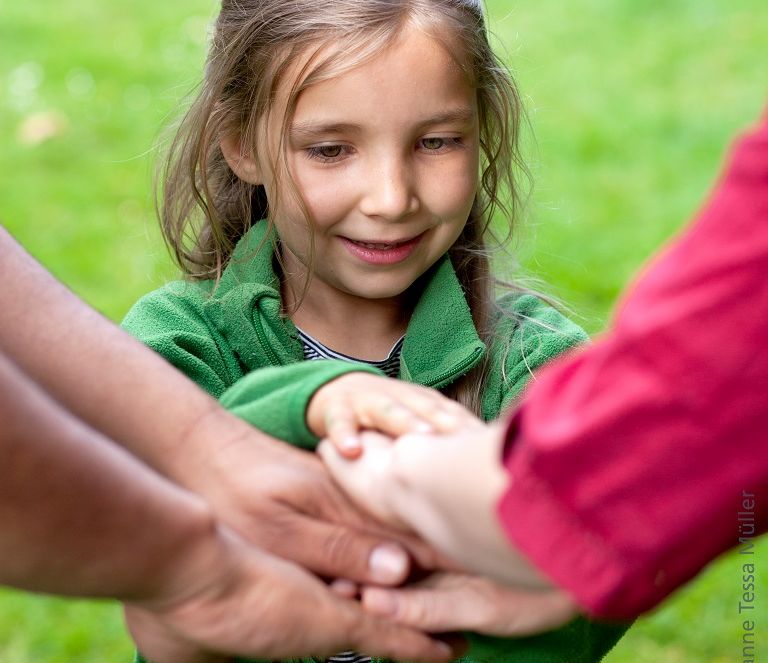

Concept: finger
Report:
left=265, top=512, right=411, bottom=585
left=324, top=402, right=364, bottom=458
left=355, top=391, right=435, bottom=436
left=340, top=603, right=455, bottom=663
left=124, top=607, right=227, bottom=663
left=391, top=391, right=478, bottom=432
left=361, top=583, right=578, bottom=636
left=328, top=578, right=359, bottom=599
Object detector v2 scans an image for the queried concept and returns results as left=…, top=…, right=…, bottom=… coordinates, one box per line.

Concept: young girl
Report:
left=123, top=0, right=630, bottom=661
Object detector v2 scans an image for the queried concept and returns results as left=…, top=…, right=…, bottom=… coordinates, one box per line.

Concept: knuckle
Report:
left=321, top=527, right=365, bottom=571
left=400, top=592, right=432, bottom=626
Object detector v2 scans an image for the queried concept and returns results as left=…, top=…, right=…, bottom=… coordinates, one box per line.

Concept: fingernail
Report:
left=363, top=588, right=399, bottom=616
left=368, top=544, right=408, bottom=584
left=340, top=435, right=361, bottom=452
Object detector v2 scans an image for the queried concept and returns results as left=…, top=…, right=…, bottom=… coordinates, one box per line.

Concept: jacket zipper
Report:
left=252, top=306, right=282, bottom=367
left=421, top=346, right=483, bottom=389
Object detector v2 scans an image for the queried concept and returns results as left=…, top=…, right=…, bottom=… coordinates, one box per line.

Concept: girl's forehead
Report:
left=278, top=20, right=472, bottom=103
left=289, top=28, right=477, bottom=132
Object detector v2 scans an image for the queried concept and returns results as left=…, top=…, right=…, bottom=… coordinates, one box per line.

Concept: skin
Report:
left=222, top=24, right=480, bottom=360
left=307, top=371, right=478, bottom=455
left=319, top=427, right=579, bottom=637
left=0, top=350, right=452, bottom=663
left=0, top=227, right=458, bottom=661
left=0, top=225, right=424, bottom=586
left=220, top=24, right=578, bottom=639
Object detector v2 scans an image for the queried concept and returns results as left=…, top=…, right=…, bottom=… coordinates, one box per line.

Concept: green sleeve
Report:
left=122, top=282, right=244, bottom=398
left=482, top=294, right=589, bottom=418
left=460, top=619, right=629, bottom=663
left=219, top=360, right=384, bottom=449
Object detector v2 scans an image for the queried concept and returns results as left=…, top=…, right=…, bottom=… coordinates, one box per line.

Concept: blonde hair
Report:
left=159, top=0, right=528, bottom=416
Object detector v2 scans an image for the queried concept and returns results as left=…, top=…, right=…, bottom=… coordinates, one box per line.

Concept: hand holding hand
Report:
left=178, top=410, right=445, bottom=585
left=319, top=423, right=554, bottom=589
left=124, top=527, right=455, bottom=663
left=308, top=372, right=478, bottom=457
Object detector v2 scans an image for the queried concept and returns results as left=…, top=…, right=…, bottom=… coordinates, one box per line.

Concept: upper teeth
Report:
left=354, top=240, right=397, bottom=249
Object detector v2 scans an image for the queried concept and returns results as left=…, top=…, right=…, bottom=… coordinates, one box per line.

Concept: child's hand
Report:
left=307, top=372, right=479, bottom=457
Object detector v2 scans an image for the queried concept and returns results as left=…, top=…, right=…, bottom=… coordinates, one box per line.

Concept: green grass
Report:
left=1, top=0, right=766, bottom=660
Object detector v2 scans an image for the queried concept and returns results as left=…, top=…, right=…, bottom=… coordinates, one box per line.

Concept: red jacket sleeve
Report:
left=497, top=113, right=768, bottom=621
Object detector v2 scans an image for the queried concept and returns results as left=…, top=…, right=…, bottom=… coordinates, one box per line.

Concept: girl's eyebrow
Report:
left=415, top=107, right=476, bottom=130
left=290, top=122, right=361, bottom=141
left=290, top=107, right=476, bottom=141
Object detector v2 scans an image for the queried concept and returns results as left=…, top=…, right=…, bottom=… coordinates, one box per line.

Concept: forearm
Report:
left=0, top=351, right=220, bottom=601
left=0, top=227, right=264, bottom=484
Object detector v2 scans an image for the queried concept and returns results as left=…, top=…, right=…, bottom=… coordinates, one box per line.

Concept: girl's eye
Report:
left=306, top=144, right=348, bottom=162
left=419, top=137, right=462, bottom=153
left=421, top=137, right=446, bottom=150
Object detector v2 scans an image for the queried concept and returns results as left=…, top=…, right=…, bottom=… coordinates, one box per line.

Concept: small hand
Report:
left=361, top=571, right=579, bottom=637
left=308, top=372, right=478, bottom=457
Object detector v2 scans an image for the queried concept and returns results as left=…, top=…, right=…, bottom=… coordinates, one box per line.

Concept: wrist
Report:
left=306, top=382, right=337, bottom=438
left=160, top=401, right=260, bottom=492
left=128, top=493, right=232, bottom=609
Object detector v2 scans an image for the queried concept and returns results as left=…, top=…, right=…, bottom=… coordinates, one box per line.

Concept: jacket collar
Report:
left=205, top=222, right=486, bottom=386
left=400, top=256, right=486, bottom=388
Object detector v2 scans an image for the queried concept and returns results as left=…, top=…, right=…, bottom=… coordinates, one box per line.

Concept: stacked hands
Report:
left=124, top=372, right=576, bottom=663
left=310, top=373, right=578, bottom=637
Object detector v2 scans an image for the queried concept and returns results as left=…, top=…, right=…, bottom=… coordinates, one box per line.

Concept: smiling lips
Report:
left=340, top=232, right=424, bottom=265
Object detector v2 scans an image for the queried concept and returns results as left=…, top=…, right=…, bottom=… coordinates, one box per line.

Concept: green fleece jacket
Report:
left=124, top=222, right=629, bottom=663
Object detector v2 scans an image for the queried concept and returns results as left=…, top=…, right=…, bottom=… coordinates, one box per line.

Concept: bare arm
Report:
left=0, top=351, right=452, bottom=663
left=0, top=226, right=427, bottom=585
left=0, top=349, right=216, bottom=600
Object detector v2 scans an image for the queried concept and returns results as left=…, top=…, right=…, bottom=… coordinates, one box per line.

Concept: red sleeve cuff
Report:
left=497, top=412, right=669, bottom=621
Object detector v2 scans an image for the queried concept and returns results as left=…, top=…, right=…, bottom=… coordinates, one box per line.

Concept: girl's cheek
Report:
left=426, top=166, right=477, bottom=217
left=295, top=169, right=356, bottom=225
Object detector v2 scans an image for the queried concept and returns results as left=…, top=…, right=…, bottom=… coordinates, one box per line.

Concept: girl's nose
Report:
left=359, top=157, right=419, bottom=221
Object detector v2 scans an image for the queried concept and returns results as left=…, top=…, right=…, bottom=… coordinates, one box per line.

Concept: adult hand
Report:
left=176, top=407, right=445, bottom=584
left=361, top=571, right=578, bottom=637
left=308, top=372, right=477, bottom=457
left=125, top=527, right=455, bottom=663
left=0, top=233, right=436, bottom=588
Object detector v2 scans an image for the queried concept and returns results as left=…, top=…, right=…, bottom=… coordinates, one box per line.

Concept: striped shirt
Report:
left=297, top=328, right=404, bottom=378
left=324, top=652, right=372, bottom=663
left=296, top=327, right=399, bottom=663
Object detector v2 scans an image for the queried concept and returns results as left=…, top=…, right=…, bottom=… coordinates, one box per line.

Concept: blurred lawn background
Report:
left=0, top=0, right=766, bottom=661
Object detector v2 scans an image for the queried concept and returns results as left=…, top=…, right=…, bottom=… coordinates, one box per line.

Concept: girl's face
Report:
left=253, top=26, right=478, bottom=306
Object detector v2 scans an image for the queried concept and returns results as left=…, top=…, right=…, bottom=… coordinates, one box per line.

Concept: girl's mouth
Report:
left=340, top=232, right=424, bottom=265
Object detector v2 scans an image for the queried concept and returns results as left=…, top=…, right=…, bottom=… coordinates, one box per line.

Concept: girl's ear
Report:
left=220, top=133, right=262, bottom=185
